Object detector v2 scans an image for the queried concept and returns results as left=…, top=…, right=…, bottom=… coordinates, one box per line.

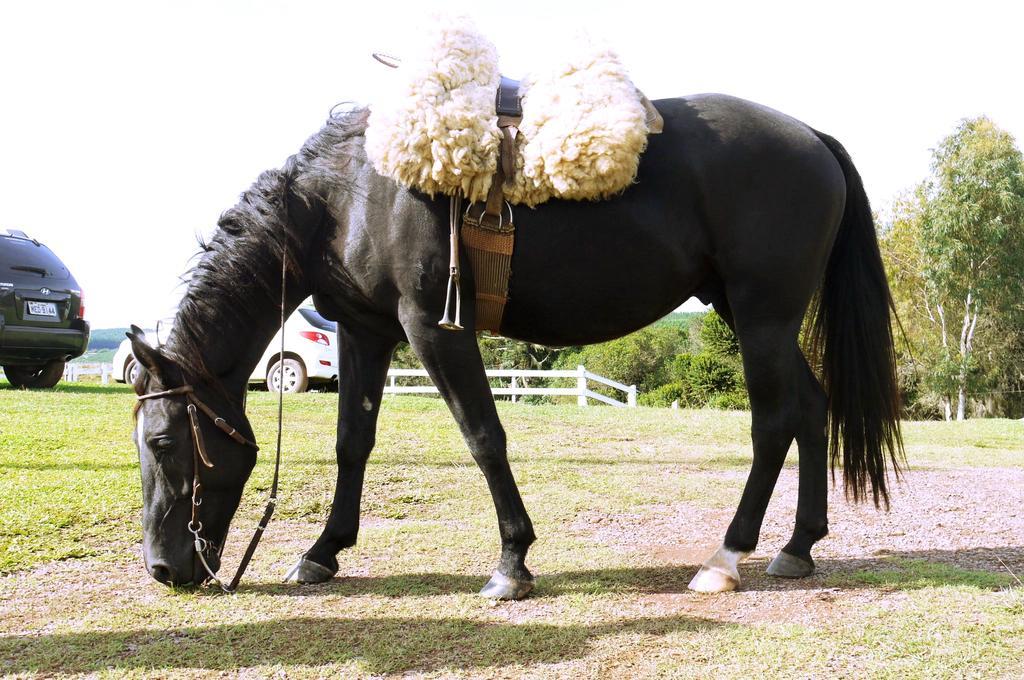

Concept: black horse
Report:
left=129, top=94, right=902, bottom=598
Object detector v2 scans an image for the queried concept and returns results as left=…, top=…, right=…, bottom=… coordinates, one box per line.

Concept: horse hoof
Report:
left=479, top=570, right=534, bottom=600
left=688, top=544, right=750, bottom=593
left=688, top=565, right=740, bottom=593
left=283, top=557, right=336, bottom=584
left=766, top=551, right=815, bottom=579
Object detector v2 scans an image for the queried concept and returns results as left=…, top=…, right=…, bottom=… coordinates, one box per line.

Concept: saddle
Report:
left=366, top=20, right=664, bottom=334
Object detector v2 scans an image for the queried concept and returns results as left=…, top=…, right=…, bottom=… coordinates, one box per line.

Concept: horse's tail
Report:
left=807, top=131, right=904, bottom=509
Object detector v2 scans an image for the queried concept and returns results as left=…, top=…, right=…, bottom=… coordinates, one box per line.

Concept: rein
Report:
left=137, top=192, right=290, bottom=593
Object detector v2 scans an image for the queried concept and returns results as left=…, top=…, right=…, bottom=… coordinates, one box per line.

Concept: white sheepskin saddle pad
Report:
left=364, top=21, right=654, bottom=206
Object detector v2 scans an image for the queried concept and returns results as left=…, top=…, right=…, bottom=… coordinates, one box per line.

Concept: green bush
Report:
left=556, top=326, right=688, bottom=394
left=668, top=353, right=694, bottom=383
left=686, top=353, right=741, bottom=402
left=638, top=381, right=690, bottom=407
left=707, top=390, right=750, bottom=410
left=391, top=342, right=421, bottom=368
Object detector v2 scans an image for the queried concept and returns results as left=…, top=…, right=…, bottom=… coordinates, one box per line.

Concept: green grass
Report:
left=0, top=385, right=750, bottom=574
left=0, top=383, right=139, bottom=571
left=827, top=557, right=1015, bottom=591
left=899, top=419, right=1024, bottom=468
left=1, top=385, right=1022, bottom=678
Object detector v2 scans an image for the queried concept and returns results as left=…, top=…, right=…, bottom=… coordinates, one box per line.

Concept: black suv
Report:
left=0, top=229, right=89, bottom=388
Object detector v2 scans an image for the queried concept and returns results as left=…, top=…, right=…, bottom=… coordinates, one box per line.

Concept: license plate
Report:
left=27, top=301, right=58, bottom=317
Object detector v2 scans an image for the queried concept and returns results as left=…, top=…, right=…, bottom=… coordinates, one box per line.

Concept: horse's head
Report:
left=127, top=327, right=258, bottom=587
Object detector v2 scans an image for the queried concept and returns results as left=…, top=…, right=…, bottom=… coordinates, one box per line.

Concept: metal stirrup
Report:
left=438, top=193, right=464, bottom=331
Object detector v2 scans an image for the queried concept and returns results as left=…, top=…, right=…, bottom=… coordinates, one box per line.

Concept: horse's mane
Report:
left=165, top=107, right=369, bottom=385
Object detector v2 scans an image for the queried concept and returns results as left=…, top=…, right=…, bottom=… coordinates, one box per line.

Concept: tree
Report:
left=646, top=310, right=748, bottom=409
left=477, top=336, right=575, bottom=371
left=881, top=190, right=948, bottom=418
left=393, top=336, right=576, bottom=372
left=882, top=117, right=1024, bottom=419
left=698, top=309, right=740, bottom=357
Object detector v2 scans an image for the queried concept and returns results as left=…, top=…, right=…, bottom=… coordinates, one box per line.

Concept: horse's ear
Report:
left=127, top=327, right=170, bottom=381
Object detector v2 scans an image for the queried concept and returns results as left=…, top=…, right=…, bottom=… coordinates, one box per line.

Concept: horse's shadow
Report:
left=243, top=545, right=1022, bottom=599
left=1, top=611, right=729, bottom=675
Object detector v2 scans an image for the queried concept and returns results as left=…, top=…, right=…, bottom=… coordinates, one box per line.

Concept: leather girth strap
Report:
left=461, top=78, right=521, bottom=334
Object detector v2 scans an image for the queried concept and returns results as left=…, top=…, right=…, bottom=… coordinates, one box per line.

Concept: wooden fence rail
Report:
left=385, top=365, right=637, bottom=407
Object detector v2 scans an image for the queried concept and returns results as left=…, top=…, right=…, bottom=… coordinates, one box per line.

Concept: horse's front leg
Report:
left=404, top=314, right=536, bottom=600
left=285, top=326, right=396, bottom=583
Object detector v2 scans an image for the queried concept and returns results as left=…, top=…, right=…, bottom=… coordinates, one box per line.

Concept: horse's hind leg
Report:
left=689, top=312, right=803, bottom=593
left=766, top=353, right=828, bottom=578
left=286, top=327, right=396, bottom=583
left=404, top=318, right=536, bottom=600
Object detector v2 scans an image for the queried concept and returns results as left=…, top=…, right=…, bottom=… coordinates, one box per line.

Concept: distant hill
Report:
left=72, top=349, right=116, bottom=364
left=88, top=327, right=130, bottom=351
left=652, top=311, right=702, bottom=330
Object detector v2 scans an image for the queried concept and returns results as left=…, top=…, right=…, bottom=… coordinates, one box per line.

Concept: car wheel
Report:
left=124, top=358, right=139, bottom=386
left=267, top=357, right=308, bottom=394
left=3, top=361, right=66, bottom=389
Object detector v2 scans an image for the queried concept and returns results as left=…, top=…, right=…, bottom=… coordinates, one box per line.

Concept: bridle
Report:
left=136, top=167, right=292, bottom=593
left=137, top=382, right=280, bottom=593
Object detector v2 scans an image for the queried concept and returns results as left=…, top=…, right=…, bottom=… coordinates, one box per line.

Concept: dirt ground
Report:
left=3, top=464, right=1022, bottom=677
left=4, top=464, right=1019, bottom=614
left=576, top=466, right=1024, bottom=627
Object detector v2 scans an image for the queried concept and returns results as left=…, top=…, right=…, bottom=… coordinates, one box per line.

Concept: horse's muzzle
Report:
left=148, top=561, right=176, bottom=585
left=145, top=551, right=219, bottom=587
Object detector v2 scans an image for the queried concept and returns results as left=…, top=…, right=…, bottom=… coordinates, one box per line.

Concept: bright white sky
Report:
left=2, top=1, right=1022, bottom=327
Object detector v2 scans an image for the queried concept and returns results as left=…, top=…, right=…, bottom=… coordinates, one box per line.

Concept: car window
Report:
left=298, top=307, right=336, bottom=332
left=0, top=236, right=70, bottom=280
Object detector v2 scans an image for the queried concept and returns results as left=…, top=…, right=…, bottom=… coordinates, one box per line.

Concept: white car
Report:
left=113, top=302, right=338, bottom=393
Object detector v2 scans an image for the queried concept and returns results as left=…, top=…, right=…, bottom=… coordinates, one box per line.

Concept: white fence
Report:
left=64, top=362, right=115, bottom=384
left=385, top=365, right=637, bottom=407
left=38, top=362, right=639, bottom=407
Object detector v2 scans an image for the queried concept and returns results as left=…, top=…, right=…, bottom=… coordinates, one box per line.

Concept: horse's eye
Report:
left=148, top=436, right=176, bottom=453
